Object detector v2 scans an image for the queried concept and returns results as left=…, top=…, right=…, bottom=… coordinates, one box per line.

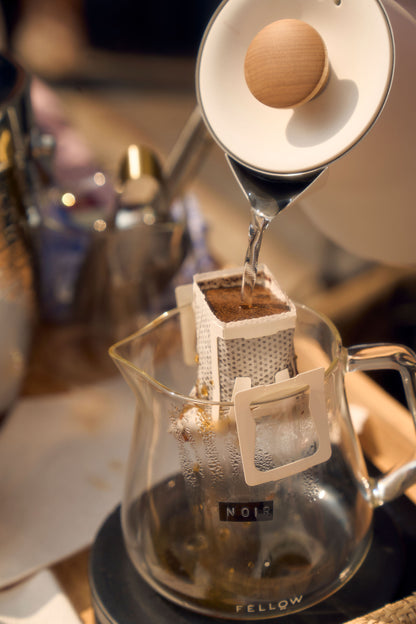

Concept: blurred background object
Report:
left=0, top=0, right=414, bottom=399
left=0, top=0, right=223, bottom=393
left=0, top=0, right=222, bottom=79
left=4, top=0, right=87, bottom=79
left=0, top=53, right=37, bottom=420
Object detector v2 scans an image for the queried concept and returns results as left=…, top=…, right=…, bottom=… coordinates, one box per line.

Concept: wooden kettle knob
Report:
left=244, top=19, right=329, bottom=109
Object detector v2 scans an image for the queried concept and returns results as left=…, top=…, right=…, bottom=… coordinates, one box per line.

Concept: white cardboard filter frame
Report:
left=234, top=367, right=331, bottom=486
left=175, top=283, right=196, bottom=366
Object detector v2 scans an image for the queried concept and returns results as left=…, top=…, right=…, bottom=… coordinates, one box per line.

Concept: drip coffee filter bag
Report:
left=175, top=265, right=330, bottom=487
left=189, top=265, right=297, bottom=401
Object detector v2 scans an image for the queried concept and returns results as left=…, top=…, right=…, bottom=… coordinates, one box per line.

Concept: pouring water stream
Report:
left=226, top=155, right=326, bottom=305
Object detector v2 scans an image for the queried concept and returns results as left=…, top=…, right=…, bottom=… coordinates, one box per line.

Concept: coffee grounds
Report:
left=203, top=285, right=289, bottom=322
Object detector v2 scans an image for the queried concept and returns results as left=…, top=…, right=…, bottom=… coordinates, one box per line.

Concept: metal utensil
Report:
left=72, top=103, right=214, bottom=336
left=73, top=142, right=191, bottom=337
left=112, top=143, right=168, bottom=229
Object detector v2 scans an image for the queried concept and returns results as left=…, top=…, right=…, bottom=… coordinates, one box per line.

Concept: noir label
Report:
left=219, top=501, right=273, bottom=522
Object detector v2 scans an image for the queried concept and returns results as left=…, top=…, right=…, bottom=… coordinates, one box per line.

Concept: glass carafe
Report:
left=110, top=303, right=416, bottom=620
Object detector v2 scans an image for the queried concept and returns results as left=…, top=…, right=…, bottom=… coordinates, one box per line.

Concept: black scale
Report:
left=90, top=491, right=416, bottom=624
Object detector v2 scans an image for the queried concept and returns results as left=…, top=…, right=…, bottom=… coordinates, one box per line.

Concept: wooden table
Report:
left=53, top=549, right=94, bottom=624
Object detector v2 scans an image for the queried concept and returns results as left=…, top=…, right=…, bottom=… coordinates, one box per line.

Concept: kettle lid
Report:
left=196, top=0, right=394, bottom=176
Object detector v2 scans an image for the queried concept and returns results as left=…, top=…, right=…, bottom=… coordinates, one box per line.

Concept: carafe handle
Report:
left=347, top=343, right=416, bottom=505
